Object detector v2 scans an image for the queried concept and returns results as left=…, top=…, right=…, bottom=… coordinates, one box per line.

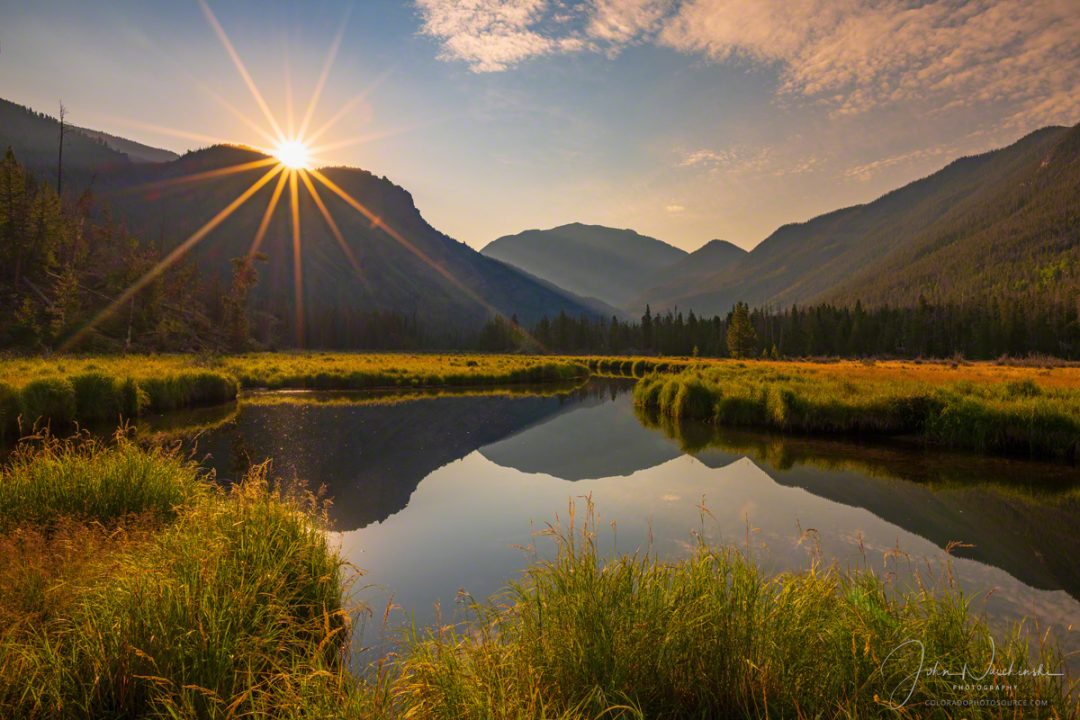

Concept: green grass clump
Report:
left=0, top=440, right=371, bottom=719
left=634, top=365, right=1080, bottom=460
left=394, top=504, right=1073, bottom=719
left=0, top=435, right=202, bottom=532
left=71, top=372, right=145, bottom=422
left=18, top=378, right=77, bottom=429
left=137, top=370, right=239, bottom=412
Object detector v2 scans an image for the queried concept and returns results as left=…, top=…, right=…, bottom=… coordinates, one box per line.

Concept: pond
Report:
left=157, top=378, right=1080, bottom=667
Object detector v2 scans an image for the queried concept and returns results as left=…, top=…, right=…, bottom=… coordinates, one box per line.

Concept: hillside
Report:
left=96, top=147, right=600, bottom=336
left=829, top=123, right=1080, bottom=308
left=0, top=99, right=601, bottom=343
left=630, top=239, right=746, bottom=313
left=74, top=126, right=180, bottom=164
left=651, top=125, right=1078, bottom=316
left=0, top=98, right=133, bottom=188
left=481, top=223, right=687, bottom=308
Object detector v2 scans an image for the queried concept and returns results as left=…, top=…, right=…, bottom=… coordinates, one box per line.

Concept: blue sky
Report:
left=1, top=0, right=1077, bottom=252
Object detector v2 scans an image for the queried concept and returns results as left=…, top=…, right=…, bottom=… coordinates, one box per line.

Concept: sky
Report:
left=1, top=0, right=1077, bottom=252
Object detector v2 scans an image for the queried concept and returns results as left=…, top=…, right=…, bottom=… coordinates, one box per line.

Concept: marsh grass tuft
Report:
left=393, top=501, right=1074, bottom=719
left=0, top=437, right=373, bottom=719
left=0, top=433, right=202, bottom=532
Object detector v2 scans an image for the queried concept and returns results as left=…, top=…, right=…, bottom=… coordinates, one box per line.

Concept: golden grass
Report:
left=579, top=355, right=1080, bottom=389
left=0, top=353, right=589, bottom=439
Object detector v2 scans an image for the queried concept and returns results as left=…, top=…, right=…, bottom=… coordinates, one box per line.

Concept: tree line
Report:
left=481, top=296, right=1080, bottom=359
left=0, top=147, right=266, bottom=352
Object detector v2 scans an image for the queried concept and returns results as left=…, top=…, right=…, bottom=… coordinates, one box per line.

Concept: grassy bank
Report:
left=634, top=363, right=1080, bottom=460
left=0, top=354, right=589, bottom=440
left=0, top=435, right=368, bottom=718
left=0, top=441, right=1073, bottom=718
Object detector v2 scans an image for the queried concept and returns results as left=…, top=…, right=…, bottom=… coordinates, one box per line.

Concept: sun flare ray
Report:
left=304, top=71, right=392, bottom=146
left=247, top=168, right=291, bottom=263
left=298, top=8, right=351, bottom=140
left=198, top=0, right=285, bottom=142
left=298, top=169, right=364, bottom=279
left=124, top=157, right=279, bottom=196
left=308, top=168, right=501, bottom=317
left=62, top=165, right=284, bottom=350
left=288, top=170, right=305, bottom=344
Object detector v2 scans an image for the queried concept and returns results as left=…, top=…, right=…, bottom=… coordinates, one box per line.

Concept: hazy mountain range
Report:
left=3, top=96, right=1077, bottom=326
left=482, top=124, right=1079, bottom=317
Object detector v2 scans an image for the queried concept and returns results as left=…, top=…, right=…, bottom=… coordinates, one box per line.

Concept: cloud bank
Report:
left=416, top=0, right=1079, bottom=125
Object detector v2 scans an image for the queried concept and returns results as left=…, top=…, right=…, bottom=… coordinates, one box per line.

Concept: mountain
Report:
left=0, top=98, right=133, bottom=187
left=481, top=222, right=687, bottom=308
left=73, top=126, right=180, bottom=164
left=648, top=124, right=1079, bottom=316
left=829, top=123, right=1080, bottom=308
left=1, top=99, right=601, bottom=339
left=630, top=239, right=747, bottom=313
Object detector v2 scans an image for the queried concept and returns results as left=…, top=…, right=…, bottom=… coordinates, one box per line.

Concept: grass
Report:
left=219, top=353, right=588, bottom=390
left=0, top=353, right=589, bottom=440
left=241, top=382, right=587, bottom=408
left=391, top=501, right=1074, bottom=719
left=0, top=435, right=369, bottom=718
left=633, top=362, right=1080, bottom=460
left=0, top=434, right=203, bottom=532
left=0, top=441, right=1073, bottom=718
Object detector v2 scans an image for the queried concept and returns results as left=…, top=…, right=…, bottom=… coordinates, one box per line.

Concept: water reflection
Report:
left=188, top=383, right=599, bottom=529
left=174, top=379, right=1077, bottom=665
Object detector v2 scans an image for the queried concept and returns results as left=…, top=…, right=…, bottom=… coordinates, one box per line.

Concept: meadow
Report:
left=0, top=438, right=1073, bottom=718
left=4, top=352, right=1080, bottom=461
left=0, top=353, right=589, bottom=440
left=631, top=360, right=1080, bottom=461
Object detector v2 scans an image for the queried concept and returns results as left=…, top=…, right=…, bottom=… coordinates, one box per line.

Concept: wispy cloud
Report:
left=659, top=0, right=1080, bottom=122
left=587, top=0, right=673, bottom=45
left=664, top=203, right=686, bottom=213
left=417, top=0, right=1078, bottom=130
left=415, top=0, right=584, bottom=72
left=680, top=146, right=772, bottom=174
left=415, top=0, right=676, bottom=71
left=842, top=145, right=958, bottom=182
left=679, top=146, right=820, bottom=177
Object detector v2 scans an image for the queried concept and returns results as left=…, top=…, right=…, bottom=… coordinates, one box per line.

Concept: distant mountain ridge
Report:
left=4, top=95, right=1076, bottom=333
left=641, top=124, right=1080, bottom=316
left=73, top=126, right=180, bottom=164
left=482, top=223, right=687, bottom=308
left=630, top=239, right=747, bottom=312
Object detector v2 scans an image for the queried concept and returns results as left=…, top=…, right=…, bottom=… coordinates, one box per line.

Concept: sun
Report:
left=274, top=140, right=311, bottom=170
left=64, top=0, right=516, bottom=351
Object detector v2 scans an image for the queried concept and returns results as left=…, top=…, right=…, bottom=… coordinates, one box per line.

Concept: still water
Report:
left=167, top=379, right=1079, bottom=664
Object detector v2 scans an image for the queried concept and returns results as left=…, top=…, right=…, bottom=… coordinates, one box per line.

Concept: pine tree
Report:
left=726, top=302, right=757, bottom=358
